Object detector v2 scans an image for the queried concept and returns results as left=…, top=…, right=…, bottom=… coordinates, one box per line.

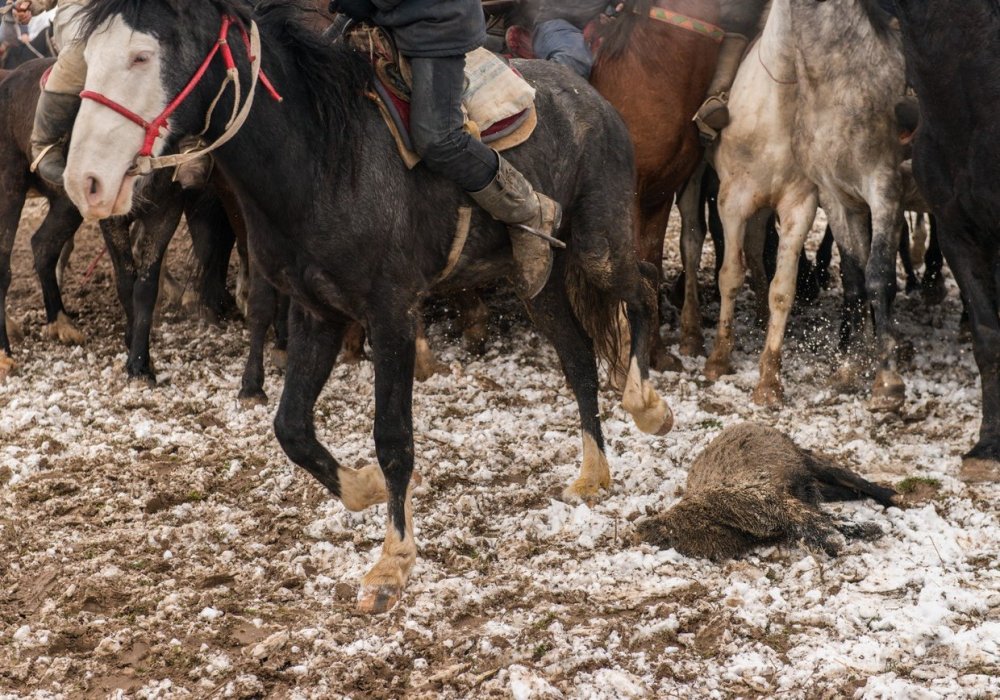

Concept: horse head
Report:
left=64, top=0, right=252, bottom=220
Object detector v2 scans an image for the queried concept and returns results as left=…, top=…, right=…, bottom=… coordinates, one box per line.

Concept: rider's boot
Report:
left=469, top=154, right=564, bottom=300
left=30, top=91, right=82, bottom=188
left=693, top=33, right=749, bottom=144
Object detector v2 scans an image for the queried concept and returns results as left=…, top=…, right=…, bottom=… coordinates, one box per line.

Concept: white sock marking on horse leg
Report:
left=562, top=432, right=612, bottom=504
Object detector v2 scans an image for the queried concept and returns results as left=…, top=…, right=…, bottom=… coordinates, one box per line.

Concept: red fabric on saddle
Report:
left=40, top=65, right=52, bottom=90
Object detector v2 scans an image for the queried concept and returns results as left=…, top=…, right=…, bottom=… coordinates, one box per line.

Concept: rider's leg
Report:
left=693, top=32, right=749, bottom=144
left=409, top=54, right=562, bottom=300
left=531, top=19, right=593, bottom=80
left=30, top=39, right=86, bottom=187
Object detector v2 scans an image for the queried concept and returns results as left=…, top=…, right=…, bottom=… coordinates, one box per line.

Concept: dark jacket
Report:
left=371, top=0, right=486, bottom=58
left=535, top=0, right=608, bottom=29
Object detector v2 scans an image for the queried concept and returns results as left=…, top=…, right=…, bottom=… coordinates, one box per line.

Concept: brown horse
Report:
left=508, top=0, right=721, bottom=370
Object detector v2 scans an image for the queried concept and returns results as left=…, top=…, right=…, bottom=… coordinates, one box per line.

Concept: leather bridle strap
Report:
left=79, top=16, right=281, bottom=176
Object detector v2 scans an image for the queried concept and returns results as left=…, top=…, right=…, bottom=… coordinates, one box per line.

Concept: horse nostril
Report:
left=88, top=176, right=99, bottom=195
left=83, top=174, right=105, bottom=208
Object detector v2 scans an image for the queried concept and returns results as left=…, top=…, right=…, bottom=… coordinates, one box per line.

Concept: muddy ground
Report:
left=1, top=199, right=998, bottom=699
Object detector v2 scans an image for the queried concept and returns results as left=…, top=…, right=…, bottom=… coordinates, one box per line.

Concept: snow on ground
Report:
left=1, top=200, right=998, bottom=698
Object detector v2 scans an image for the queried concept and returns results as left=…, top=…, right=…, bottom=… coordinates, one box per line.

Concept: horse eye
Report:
left=131, top=52, right=152, bottom=66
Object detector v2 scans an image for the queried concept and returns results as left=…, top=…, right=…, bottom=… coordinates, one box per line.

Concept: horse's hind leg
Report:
left=99, top=216, right=138, bottom=350
left=239, top=259, right=277, bottom=403
left=705, top=194, right=749, bottom=381
left=677, top=163, right=707, bottom=356
left=526, top=266, right=612, bottom=503
left=621, top=262, right=674, bottom=435
left=867, top=187, right=906, bottom=412
left=921, top=215, right=946, bottom=305
left=32, top=196, right=84, bottom=345
left=0, top=177, right=27, bottom=381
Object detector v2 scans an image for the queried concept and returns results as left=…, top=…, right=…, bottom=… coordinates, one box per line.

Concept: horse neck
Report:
left=756, top=0, right=796, bottom=83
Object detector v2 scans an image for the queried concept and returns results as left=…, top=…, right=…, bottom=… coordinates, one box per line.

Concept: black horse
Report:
left=64, top=0, right=673, bottom=612
left=0, top=25, right=52, bottom=69
left=892, top=0, right=1000, bottom=482
left=0, top=58, right=234, bottom=383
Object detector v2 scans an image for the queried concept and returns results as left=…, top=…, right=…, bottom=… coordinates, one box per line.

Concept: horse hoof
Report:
left=703, top=355, right=732, bottom=382
left=751, top=382, right=784, bottom=408
left=357, top=584, right=402, bottom=614
left=869, top=370, right=905, bottom=413
left=959, top=457, right=1000, bottom=483
left=651, top=349, right=683, bottom=373
left=623, top=380, right=673, bottom=436
left=0, top=353, right=14, bottom=382
left=270, top=348, right=288, bottom=371
left=44, top=311, right=85, bottom=346
left=921, top=276, right=947, bottom=306
left=831, top=361, right=864, bottom=393
left=678, top=333, right=704, bottom=358
left=238, top=389, right=268, bottom=406
left=5, top=315, right=23, bottom=344
left=562, top=477, right=609, bottom=505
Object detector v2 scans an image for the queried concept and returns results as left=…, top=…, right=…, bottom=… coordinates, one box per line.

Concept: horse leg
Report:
left=99, top=217, right=138, bottom=350
left=127, top=189, right=185, bottom=382
left=526, top=267, right=611, bottom=503
left=273, top=302, right=390, bottom=511
left=621, top=261, right=673, bottom=436
left=704, top=196, right=749, bottom=381
left=815, top=224, right=835, bottom=289
left=921, top=215, right=947, bottom=305
left=752, top=192, right=817, bottom=406
left=935, top=216, right=1000, bottom=481
left=638, top=204, right=679, bottom=372
left=899, top=217, right=918, bottom=294
left=271, top=292, right=290, bottom=370
left=746, top=210, right=772, bottom=326
left=413, top=313, right=446, bottom=382
left=340, top=321, right=367, bottom=364
left=33, top=197, right=85, bottom=345
left=867, top=190, right=906, bottom=412
left=184, top=188, right=236, bottom=324
left=0, top=176, right=26, bottom=381
left=827, top=203, right=871, bottom=392
left=239, top=259, right=277, bottom=403
left=357, top=305, right=420, bottom=613
left=677, top=163, right=707, bottom=356
left=458, top=291, right=489, bottom=355
left=56, top=236, right=74, bottom=290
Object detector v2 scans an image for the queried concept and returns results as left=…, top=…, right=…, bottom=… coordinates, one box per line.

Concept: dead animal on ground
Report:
left=634, top=423, right=900, bottom=560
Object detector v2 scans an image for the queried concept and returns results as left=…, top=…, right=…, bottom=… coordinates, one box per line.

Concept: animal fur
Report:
left=634, top=423, right=899, bottom=560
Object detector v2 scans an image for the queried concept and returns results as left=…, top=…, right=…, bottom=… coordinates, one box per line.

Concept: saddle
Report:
left=344, top=24, right=537, bottom=168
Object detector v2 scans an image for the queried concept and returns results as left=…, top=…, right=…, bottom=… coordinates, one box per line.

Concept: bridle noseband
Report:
left=79, top=15, right=282, bottom=176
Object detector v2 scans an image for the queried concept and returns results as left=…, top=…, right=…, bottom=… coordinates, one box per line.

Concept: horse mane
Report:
left=857, top=0, right=895, bottom=37
left=594, top=0, right=654, bottom=61
left=79, top=0, right=372, bottom=161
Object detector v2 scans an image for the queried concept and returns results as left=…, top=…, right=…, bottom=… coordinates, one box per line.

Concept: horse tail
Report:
left=565, top=251, right=629, bottom=379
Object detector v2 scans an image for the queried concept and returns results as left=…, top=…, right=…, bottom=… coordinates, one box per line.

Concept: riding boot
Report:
left=30, top=91, right=81, bottom=188
left=468, top=154, right=564, bottom=300
left=693, top=33, right=749, bottom=144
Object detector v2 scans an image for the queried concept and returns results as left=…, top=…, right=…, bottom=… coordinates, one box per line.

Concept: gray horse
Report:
left=703, top=0, right=907, bottom=410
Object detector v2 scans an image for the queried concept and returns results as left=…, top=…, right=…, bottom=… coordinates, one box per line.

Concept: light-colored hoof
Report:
left=270, top=348, right=288, bottom=371
left=869, top=369, right=905, bottom=413
left=959, top=458, right=1000, bottom=483
left=340, top=469, right=422, bottom=512
left=562, top=474, right=610, bottom=505
left=703, top=353, right=733, bottom=382
left=0, top=352, right=14, bottom=382
left=357, top=581, right=403, bottom=614
left=44, top=312, right=85, bottom=346
left=831, top=361, right=864, bottom=393
left=623, top=381, right=673, bottom=436
left=678, top=331, right=704, bottom=358
left=5, top=315, right=23, bottom=344
left=751, top=380, right=784, bottom=408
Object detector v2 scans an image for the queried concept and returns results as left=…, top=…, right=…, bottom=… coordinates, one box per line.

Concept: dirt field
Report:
left=1, top=199, right=998, bottom=699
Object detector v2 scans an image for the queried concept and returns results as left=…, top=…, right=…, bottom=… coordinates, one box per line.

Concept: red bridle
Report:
left=79, top=15, right=282, bottom=171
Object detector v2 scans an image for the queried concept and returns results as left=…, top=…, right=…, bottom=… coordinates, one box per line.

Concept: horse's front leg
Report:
left=866, top=184, right=906, bottom=413
left=273, top=303, right=389, bottom=511
left=357, top=307, right=419, bottom=613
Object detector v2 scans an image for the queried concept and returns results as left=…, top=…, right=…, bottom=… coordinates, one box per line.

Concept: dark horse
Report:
left=65, top=0, right=673, bottom=612
left=0, top=58, right=233, bottom=384
left=0, top=26, right=52, bottom=69
left=891, top=0, right=1000, bottom=482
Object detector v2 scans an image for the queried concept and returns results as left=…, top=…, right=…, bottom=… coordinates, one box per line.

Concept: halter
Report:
left=79, top=15, right=282, bottom=176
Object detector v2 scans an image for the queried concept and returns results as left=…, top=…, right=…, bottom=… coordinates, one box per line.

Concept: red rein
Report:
left=79, top=15, right=281, bottom=159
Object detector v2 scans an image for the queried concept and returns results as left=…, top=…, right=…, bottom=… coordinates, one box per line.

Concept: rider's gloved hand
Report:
left=330, top=0, right=376, bottom=20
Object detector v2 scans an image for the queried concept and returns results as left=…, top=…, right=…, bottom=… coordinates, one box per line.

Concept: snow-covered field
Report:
left=1, top=200, right=998, bottom=699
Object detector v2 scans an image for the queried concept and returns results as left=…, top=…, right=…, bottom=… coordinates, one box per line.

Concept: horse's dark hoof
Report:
left=921, top=274, right=947, bottom=306
left=238, top=388, right=268, bottom=406
left=127, top=363, right=157, bottom=386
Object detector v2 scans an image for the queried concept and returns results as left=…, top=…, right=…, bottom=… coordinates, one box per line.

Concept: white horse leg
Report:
left=752, top=191, right=817, bottom=406
left=705, top=193, right=749, bottom=381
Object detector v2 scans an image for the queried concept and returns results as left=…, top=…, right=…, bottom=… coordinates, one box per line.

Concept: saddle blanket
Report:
left=346, top=24, right=537, bottom=169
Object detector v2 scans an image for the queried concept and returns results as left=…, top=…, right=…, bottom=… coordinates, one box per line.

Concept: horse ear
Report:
left=505, top=26, right=535, bottom=59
